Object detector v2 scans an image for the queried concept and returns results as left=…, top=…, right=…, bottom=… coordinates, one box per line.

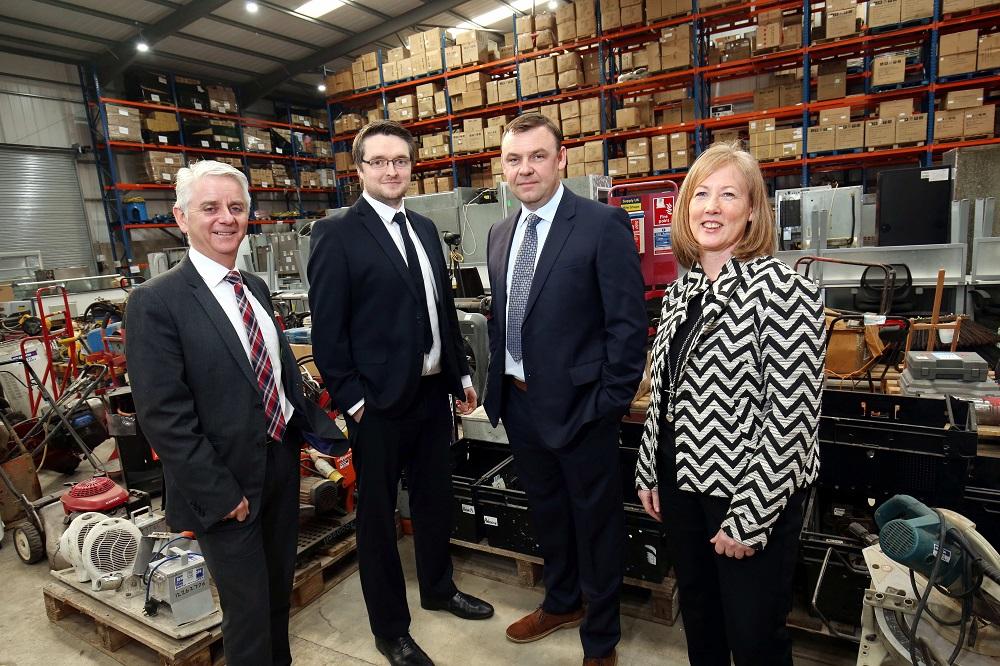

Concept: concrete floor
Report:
left=0, top=445, right=859, bottom=665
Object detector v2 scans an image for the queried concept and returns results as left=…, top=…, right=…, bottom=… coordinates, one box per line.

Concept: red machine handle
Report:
left=609, top=179, right=680, bottom=197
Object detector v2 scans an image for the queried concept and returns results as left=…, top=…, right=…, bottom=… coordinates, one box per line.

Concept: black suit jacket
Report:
left=125, top=256, right=343, bottom=532
left=307, top=197, right=470, bottom=417
left=484, top=188, right=647, bottom=448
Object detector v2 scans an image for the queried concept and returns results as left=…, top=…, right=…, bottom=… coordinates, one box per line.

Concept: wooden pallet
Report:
left=43, top=582, right=223, bottom=666
left=449, top=538, right=679, bottom=626
left=42, top=532, right=360, bottom=666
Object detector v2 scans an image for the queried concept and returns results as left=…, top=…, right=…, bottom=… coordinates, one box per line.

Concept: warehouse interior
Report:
left=1, top=0, right=1000, bottom=664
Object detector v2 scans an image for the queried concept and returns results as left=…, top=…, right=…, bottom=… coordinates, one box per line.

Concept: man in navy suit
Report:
left=484, top=114, right=647, bottom=666
left=308, top=121, right=493, bottom=666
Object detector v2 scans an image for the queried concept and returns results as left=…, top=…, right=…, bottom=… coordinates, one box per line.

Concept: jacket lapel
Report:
left=491, top=211, right=518, bottom=340
left=357, top=197, right=420, bottom=301
left=523, top=189, right=576, bottom=321
left=180, top=257, right=261, bottom=395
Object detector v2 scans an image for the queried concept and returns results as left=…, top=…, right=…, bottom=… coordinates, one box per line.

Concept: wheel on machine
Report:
left=13, top=522, right=45, bottom=564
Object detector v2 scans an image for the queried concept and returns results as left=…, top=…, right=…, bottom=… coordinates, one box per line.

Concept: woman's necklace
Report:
left=663, top=295, right=705, bottom=424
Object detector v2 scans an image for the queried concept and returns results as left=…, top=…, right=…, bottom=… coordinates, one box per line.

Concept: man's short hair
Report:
left=502, top=113, right=563, bottom=148
left=352, top=120, right=417, bottom=167
left=174, top=160, right=250, bottom=214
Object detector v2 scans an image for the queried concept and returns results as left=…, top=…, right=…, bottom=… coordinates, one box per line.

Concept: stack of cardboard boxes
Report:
left=557, top=52, right=585, bottom=89
left=449, top=72, right=488, bottom=111
left=453, top=118, right=487, bottom=154
left=748, top=118, right=803, bottom=161
left=417, top=132, right=451, bottom=160
left=862, top=98, right=927, bottom=148
left=206, top=85, right=238, bottom=114
left=244, top=126, right=273, bottom=153
left=647, top=23, right=692, bottom=72
left=822, top=0, right=860, bottom=41
left=388, top=93, right=418, bottom=123
left=753, top=72, right=803, bottom=110
left=453, top=30, right=497, bottom=67
left=352, top=52, right=381, bottom=90
left=334, top=151, right=354, bottom=173
left=103, top=104, right=142, bottom=143
left=708, top=35, right=752, bottom=65
left=935, top=89, right=996, bottom=140
left=576, top=0, right=598, bottom=39
left=565, top=141, right=604, bottom=177
left=271, top=164, right=294, bottom=188
left=816, top=60, right=847, bottom=101
left=616, top=98, right=654, bottom=129
left=249, top=166, right=275, bottom=188
left=556, top=3, right=577, bottom=43
left=647, top=0, right=692, bottom=22
left=753, top=9, right=802, bottom=53
left=942, top=0, right=1000, bottom=13
left=939, top=29, right=979, bottom=77
left=518, top=58, right=558, bottom=98
left=299, top=170, right=320, bottom=189
left=468, top=164, right=493, bottom=189
left=139, top=151, right=183, bottom=184
left=314, top=140, right=333, bottom=158
left=486, top=77, right=519, bottom=104
left=656, top=89, right=695, bottom=126
left=491, top=157, right=504, bottom=186
left=417, top=171, right=455, bottom=194
left=141, top=111, right=179, bottom=146
left=868, top=0, right=935, bottom=29
left=325, top=68, right=355, bottom=96
left=416, top=82, right=447, bottom=119
left=333, top=113, right=365, bottom=135
left=516, top=13, right=556, bottom=54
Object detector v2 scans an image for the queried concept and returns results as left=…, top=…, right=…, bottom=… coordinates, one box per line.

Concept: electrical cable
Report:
left=143, top=554, right=180, bottom=615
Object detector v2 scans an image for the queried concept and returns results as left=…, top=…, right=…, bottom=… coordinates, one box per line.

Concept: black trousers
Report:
left=501, top=379, right=624, bottom=659
left=196, top=431, right=301, bottom=666
left=658, top=449, right=805, bottom=666
left=352, top=374, right=458, bottom=639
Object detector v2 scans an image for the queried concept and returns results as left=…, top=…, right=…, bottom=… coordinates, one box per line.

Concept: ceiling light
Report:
left=295, top=0, right=343, bottom=18
left=317, top=83, right=327, bottom=92
left=246, top=1, right=259, bottom=12
left=448, top=0, right=535, bottom=38
left=548, top=0, right=558, bottom=10
left=136, top=41, right=150, bottom=52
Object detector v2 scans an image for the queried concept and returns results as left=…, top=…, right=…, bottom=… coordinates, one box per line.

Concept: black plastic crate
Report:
left=474, top=457, right=541, bottom=557
left=620, top=447, right=670, bottom=583
left=450, top=439, right=511, bottom=543
left=818, top=391, right=977, bottom=508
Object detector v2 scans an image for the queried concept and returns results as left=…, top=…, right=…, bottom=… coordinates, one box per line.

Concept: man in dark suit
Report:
left=307, top=121, right=493, bottom=666
left=126, top=160, right=345, bottom=666
left=485, top=115, right=647, bottom=666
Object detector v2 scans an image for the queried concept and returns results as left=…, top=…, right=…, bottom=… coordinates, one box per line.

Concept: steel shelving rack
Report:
left=81, top=68, right=338, bottom=264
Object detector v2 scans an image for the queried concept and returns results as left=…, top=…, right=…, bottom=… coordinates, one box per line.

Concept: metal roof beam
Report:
left=0, top=15, right=118, bottom=46
left=242, top=0, right=470, bottom=105
left=94, top=0, right=230, bottom=85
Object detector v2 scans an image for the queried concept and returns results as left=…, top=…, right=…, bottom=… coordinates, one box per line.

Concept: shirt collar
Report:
left=363, top=191, right=405, bottom=225
left=518, top=183, right=564, bottom=227
left=188, top=246, right=237, bottom=288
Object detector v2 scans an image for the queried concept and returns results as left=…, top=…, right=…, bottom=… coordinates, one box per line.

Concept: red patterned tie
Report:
left=224, top=271, right=286, bottom=442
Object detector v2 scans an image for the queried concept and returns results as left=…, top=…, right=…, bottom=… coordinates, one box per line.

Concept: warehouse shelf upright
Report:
left=81, top=67, right=338, bottom=264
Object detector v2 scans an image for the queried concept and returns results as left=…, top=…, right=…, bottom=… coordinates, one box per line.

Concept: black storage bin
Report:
left=620, top=446, right=670, bottom=582
left=125, top=71, right=173, bottom=105
left=106, top=387, right=162, bottom=496
left=818, top=391, right=977, bottom=510
left=963, top=453, right=1000, bottom=548
left=450, top=439, right=511, bottom=543
left=474, top=457, right=541, bottom=556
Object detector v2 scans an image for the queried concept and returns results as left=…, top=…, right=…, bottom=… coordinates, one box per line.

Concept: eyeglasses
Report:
left=361, top=158, right=411, bottom=170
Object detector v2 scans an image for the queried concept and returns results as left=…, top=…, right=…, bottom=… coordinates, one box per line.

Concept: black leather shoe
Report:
left=421, top=590, right=495, bottom=620
left=374, top=634, right=434, bottom=666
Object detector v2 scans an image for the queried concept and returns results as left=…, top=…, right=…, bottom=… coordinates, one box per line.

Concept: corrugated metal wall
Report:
left=0, top=145, right=95, bottom=270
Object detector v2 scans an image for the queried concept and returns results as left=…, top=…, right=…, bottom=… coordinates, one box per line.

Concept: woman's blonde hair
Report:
left=670, top=141, right=776, bottom=269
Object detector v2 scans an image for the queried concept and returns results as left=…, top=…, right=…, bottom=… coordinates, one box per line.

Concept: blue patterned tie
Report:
left=507, top=213, right=541, bottom=363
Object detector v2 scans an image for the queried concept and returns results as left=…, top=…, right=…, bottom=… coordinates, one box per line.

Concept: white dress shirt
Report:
left=504, top=183, right=565, bottom=381
left=188, top=246, right=295, bottom=425
left=351, top=192, right=471, bottom=416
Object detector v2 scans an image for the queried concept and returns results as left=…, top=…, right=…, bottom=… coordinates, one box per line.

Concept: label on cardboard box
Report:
left=896, top=113, right=928, bottom=143
left=808, top=125, right=836, bottom=153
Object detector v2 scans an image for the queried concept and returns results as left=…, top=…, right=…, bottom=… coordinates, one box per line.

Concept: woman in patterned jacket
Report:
left=634, top=142, right=826, bottom=666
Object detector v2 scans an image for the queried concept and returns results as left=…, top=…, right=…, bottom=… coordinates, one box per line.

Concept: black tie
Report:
left=393, top=212, right=433, bottom=353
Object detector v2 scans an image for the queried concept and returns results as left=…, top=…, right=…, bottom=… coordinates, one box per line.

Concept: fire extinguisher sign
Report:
left=620, top=196, right=644, bottom=253
left=652, top=194, right=674, bottom=255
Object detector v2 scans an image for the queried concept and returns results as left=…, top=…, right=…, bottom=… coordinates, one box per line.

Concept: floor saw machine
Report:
left=853, top=495, right=1000, bottom=665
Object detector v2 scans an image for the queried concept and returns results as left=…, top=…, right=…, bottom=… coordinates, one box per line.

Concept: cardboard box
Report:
left=963, top=104, right=995, bottom=136
left=835, top=122, right=865, bottom=149
left=779, top=140, right=802, bottom=157
left=895, top=113, right=928, bottom=142
left=436, top=176, right=452, bottom=192
left=580, top=112, right=600, bottom=134
left=900, top=0, right=934, bottom=21
left=557, top=21, right=577, bottom=42
left=559, top=69, right=584, bottom=88
left=751, top=144, right=773, bottom=161
left=486, top=80, right=499, bottom=105
left=562, top=117, right=581, bottom=136
left=626, top=137, right=650, bottom=156
left=537, top=74, right=557, bottom=93
left=519, top=60, right=537, bottom=79
left=535, top=29, right=555, bottom=49
left=748, top=117, right=776, bottom=133
left=773, top=127, right=803, bottom=143
left=947, top=88, right=985, bottom=109
left=778, top=82, right=801, bottom=107
left=879, top=98, right=914, bottom=118
left=940, top=29, right=978, bottom=56
left=566, top=163, right=586, bottom=178
left=606, top=157, right=628, bottom=177
left=576, top=13, right=597, bottom=37
left=944, top=0, right=975, bottom=10
left=817, top=70, right=847, bottom=101
left=520, top=76, right=538, bottom=97
left=868, top=0, right=901, bottom=28
left=622, top=3, right=643, bottom=25
left=628, top=155, right=650, bottom=174
left=808, top=125, right=836, bottom=152
left=669, top=132, right=688, bottom=151
left=557, top=52, right=582, bottom=73
left=560, top=99, right=581, bottom=120
left=516, top=15, right=534, bottom=34
left=754, top=86, right=780, bottom=110
left=978, top=32, right=1000, bottom=70
left=827, top=0, right=857, bottom=9
left=873, top=54, right=906, bottom=86
left=651, top=135, right=669, bottom=170
left=756, top=22, right=782, bottom=51
left=935, top=109, right=965, bottom=139
left=819, top=106, right=851, bottom=126
left=671, top=149, right=689, bottom=168
left=616, top=107, right=643, bottom=128
left=866, top=118, right=897, bottom=146
left=567, top=145, right=586, bottom=164
left=536, top=56, right=556, bottom=76
left=517, top=33, right=534, bottom=54
left=445, top=45, right=462, bottom=69
left=939, top=52, right=978, bottom=76
left=825, top=9, right=857, bottom=39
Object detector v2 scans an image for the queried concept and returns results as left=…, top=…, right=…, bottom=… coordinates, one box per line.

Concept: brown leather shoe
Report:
left=583, top=649, right=617, bottom=665
left=505, top=606, right=585, bottom=643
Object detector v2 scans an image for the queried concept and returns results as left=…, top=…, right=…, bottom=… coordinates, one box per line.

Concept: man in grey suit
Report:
left=126, top=160, right=343, bottom=666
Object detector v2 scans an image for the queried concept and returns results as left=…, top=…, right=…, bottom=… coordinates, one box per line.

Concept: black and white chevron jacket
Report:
left=635, top=255, right=826, bottom=549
